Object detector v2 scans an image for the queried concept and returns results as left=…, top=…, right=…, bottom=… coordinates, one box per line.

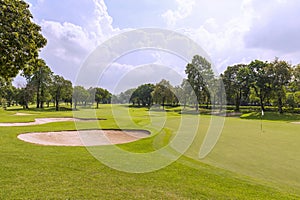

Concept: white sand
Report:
left=14, top=113, right=34, bottom=116
left=17, top=130, right=150, bottom=146
left=291, top=122, right=300, bottom=124
left=0, top=118, right=95, bottom=127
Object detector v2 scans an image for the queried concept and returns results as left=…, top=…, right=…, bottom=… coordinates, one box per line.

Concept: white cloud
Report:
left=162, top=0, right=195, bottom=27
left=29, top=0, right=122, bottom=82
left=244, top=0, right=300, bottom=54
left=22, top=0, right=300, bottom=90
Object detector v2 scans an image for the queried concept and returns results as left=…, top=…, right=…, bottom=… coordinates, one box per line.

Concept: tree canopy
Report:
left=0, top=0, right=47, bottom=79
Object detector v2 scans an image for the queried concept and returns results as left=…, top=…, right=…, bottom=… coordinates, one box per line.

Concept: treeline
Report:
left=0, top=60, right=111, bottom=111
left=1, top=55, right=300, bottom=114
left=113, top=56, right=300, bottom=114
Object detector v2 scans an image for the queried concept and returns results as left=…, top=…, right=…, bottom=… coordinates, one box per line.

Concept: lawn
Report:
left=0, top=104, right=300, bottom=199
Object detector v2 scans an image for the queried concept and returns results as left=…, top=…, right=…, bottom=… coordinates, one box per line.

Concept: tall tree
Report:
left=0, top=0, right=47, bottom=79
left=152, top=79, right=173, bottom=110
left=179, top=79, right=194, bottom=109
left=248, top=60, right=272, bottom=112
left=185, top=55, right=214, bottom=111
left=95, top=87, right=112, bottom=108
left=292, top=65, right=300, bottom=92
left=269, top=58, right=291, bottom=114
left=51, top=75, right=73, bottom=111
left=222, top=64, right=250, bottom=111
left=25, top=59, right=52, bottom=108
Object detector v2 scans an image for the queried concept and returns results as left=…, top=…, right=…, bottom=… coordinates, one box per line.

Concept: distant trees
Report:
left=72, top=86, right=111, bottom=109
left=73, top=86, right=89, bottom=109
left=152, top=80, right=174, bottom=109
left=221, top=58, right=298, bottom=113
left=130, top=84, right=154, bottom=107
left=51, top=75, right=73, bottom=111
left=1, top=48, right=300, bottom=114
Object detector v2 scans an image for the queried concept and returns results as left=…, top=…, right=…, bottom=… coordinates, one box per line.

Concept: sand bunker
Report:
left=18, top=130, right=150, bottom=146
left=0, top=118, right=99, bottom=127
left=14, top=112, right=34, bottom=116
left=291, top=122, right=300, bottom=124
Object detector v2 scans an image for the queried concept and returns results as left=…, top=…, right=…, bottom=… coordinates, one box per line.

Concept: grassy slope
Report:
left=0, top=105, right=299, bottom=199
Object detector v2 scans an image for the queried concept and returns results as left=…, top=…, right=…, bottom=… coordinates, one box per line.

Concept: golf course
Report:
left=2, top=0, right=300, bottom=199
left=1, top=104, right=300, bottom=199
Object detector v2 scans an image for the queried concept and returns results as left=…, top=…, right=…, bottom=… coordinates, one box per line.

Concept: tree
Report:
left=179, top=79, right=194, bottom=109
left=152, top=79, right=173, bottom=110
left=0, top=77, right=16, bottom=107
left=24, top=59, right=53, bottom=108
left=15, top=84, right=34, bottom=109
left=269, top=58, right=291, bottom=114
left=185, top=55, right=214, bottom=111
left=0, top=0, right=47, bottom=79
left=130, top=84, right=154, bottom=107
left=248, top=60, right=272, bottom=112
left=51, top=75, right=73, bottom=111
left=114, top=88, right=136, bottom=104
left=95, top=87, right=112, bottom=108
left=291, top=65, right=300, bottom=92
left=222, top=64, right=250, bottom=111
left=72, top=86, right=89, bottom=109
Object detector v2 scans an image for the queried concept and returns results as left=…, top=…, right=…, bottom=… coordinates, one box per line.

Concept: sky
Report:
left=19, top=0, right=300, bottom=93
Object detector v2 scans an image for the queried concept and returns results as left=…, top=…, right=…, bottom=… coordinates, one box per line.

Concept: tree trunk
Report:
left=40, top=86, right=44, bottom=108
left=235, top=93, right=240, bottom=112
left=278, top=97, right=283, bottom=114
left=96, top=102, right=99, bottom=109
left=36, top=83, right=40, bottom=108
left=55, top=99, right=59, bottom=111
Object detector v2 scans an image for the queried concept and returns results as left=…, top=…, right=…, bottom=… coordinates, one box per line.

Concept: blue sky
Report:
left=19, top=0, right=300, bottom=93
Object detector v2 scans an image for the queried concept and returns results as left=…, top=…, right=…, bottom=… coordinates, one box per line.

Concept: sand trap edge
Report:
left=17, top=129, right=150, bottom=147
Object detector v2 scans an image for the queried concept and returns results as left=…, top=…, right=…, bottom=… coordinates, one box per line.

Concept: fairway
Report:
left=1, top=105, right=300, bottom=199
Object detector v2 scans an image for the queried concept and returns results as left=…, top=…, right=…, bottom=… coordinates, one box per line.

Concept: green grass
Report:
left=241, top=111, right=300, bottom=121
left=1, top=105, right=300, bottom=199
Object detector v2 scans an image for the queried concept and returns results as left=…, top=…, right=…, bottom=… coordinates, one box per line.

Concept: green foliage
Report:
left=0, top=0, right=47, bottom=79
left=51, top=75, right=73, bottom=111
left=72, top=86, right=89, bottom=109
left=25, top=59, right=53, bottom=108
left=130, top=83, right=154, bottom=107
left=222, top=64, right=250, bottom=111
left=94, top=87, right=112, bottom=108
left=152, top=79, right=174, bottom=109
left=185, top=55, right=214, bottom=110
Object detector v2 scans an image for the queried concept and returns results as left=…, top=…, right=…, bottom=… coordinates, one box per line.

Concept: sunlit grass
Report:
left=0, top=105, right=300, bottom=199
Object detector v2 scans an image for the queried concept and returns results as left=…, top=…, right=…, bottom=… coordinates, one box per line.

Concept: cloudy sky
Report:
left=22, top=0, right=300, bottom=93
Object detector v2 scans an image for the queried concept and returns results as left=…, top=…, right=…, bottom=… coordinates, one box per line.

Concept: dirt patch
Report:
left=0, top=118, right=99, bottom=127
left=17, top=130, right=150, bottom=146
